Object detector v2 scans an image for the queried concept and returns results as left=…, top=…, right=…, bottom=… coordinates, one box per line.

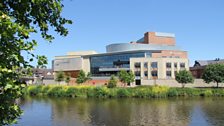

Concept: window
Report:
left=144, top=62, right=148, bottom=69
left=166, top=71, right=172, bottom=78
left=146, top=52, right=151, bottom=58
left=174, top=63, right=177, bottom=68
left=144, top=71, right=148, bottom=77
left=180, top=63, right=185, bottom=68
left=151, top=70, right=158, bottom=77
left=166, top=62, right=171, bottom=68
left=135, top=71, right=141, bottom=77
left=151, top=62, right=158, bottom=69
left=134, top=62, right=141, bottom=68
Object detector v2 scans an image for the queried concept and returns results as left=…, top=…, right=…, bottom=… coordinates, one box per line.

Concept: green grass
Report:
left=24, top=85, right=224, bottom=98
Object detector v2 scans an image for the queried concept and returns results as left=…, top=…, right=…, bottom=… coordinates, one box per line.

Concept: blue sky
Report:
left=32, top=0, right=224, bottom=68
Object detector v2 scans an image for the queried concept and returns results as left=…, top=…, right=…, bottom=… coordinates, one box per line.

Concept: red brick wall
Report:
left=144, top=32, right=176, bottom=45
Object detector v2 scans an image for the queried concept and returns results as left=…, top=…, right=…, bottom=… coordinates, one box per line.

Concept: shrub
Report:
left=200, top=89, right=213, bottom=97
left=117, top=88, right=131, bottom=97
left=167, top=88, right=179, bottom=97
left=47, top=86, right=65, bottom=97
left=94, top=87, right=109, bottom=98
left=65, top=87, right=76, bottom=97
left=107, top=75, right=117, bottom=88
left=42, top=85, right=50, bottom=94
left=151, top=86, right=169, bottom=98
left=27, top=85, right=43, bottom=95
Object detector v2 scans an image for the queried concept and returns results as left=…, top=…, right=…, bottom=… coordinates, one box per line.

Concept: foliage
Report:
left=65, top=75, right=71, bottom=85
left=118, top=70, right=135, bottom=86
left=175, top=70, right=194, bottom=88
left=76, top=70, right=92, bottom=84
left=107, top=75, right=117, bottom=88
left=25, top=85, right=224, bottom=99
left=55, top=71, right=65, bottom=84
left=86, top=72, right=92, bottom=82
left=0, top=0, right=72, bottom=125
left=202, top=64, right=224, bottom=88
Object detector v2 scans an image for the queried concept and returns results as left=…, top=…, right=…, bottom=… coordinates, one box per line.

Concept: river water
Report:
left=13, top=96, right=224, bottom=126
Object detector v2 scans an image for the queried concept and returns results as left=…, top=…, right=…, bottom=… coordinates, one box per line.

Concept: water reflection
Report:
left=14, top=97, right=224, bottom=126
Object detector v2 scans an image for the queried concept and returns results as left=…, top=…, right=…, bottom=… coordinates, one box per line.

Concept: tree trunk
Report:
left=182, top=83, right=185, bottom=88
left=217, top=82, right=219, bottom=88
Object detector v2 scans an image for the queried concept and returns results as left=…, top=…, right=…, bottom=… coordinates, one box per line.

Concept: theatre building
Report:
left=53, top=32, right=189, bottom=85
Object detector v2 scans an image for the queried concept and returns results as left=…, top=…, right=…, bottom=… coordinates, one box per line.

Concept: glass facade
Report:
left=90, top=52, right=146, bottom=76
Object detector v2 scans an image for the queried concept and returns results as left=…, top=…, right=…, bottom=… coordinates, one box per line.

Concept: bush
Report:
left=65, top=87, right=76, bottom=97
left=151, top=86, right=169, bottom=98
left=25, top=85, right=224, bottom=99
left=107, top=75, right=117, bottom=88
left=117, top=88, right=131, bottom=97
left=27, top=85, right=43, bottom=95
left=200, top=89, right=213, bottom=97
left=94, top=87, right=109, bottom=98
left=167, top=88, right=179, bottom=97
left=47, top=86, right=65, bottom=97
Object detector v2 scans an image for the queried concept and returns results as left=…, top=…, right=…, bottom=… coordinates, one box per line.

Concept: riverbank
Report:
left=24, top=85, right=224, bottom=98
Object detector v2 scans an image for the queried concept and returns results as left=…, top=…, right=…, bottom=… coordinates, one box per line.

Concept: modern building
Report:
left=53, top=32, right=189, bottom=85
left=190, top=58, right=224, bottom=78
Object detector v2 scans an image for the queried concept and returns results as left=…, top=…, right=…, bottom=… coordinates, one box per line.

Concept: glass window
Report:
left=166, top=62, right=171, bottom=68
left=174, top=63, right=177, bottom=68
left=144, top=71, right=148, bottom=77
left=166, top=71, right=171, bottom=78
left=135, top=71, right=141, bottom=77
left=151, top=70, right=158, bottom=77
left=90, top=52, right=145, bottom=76
left=134, top=62, right=141, bottom=68
left=146, top=52, right=151, bottom=58
left=144, top=62, right=148, bottom=69
left=180, top=63, right=185, bottom=68
left=151, top=62, right=158, bottom=68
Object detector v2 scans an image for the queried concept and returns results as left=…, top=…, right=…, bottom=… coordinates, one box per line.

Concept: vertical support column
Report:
left=148, top=61, right=151, bottom=79
left=177, top=62, right=180, bottom=72
left=171, top=62, right=175, bottom=78
left=140, top=62, right=144, bottom=80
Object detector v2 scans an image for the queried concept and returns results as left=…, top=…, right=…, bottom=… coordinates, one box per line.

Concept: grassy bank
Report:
left=24, top=85, right=224, bottom=98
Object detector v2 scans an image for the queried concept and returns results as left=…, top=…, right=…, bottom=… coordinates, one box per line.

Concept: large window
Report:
left=144, top=71, right=148, bottom=77
left=134, top=62, right=141, bottom=68
left=144, top=62, right=148, bottom=69
left=90, top=52, right=145, bottom=76
left=151, top=70, right=158, bottom=77
left=174, top=63, right=177, bottom=69
left=180, top=63, right=185, bottom=68
left=166, top=62, right=171, bottom=68
left=151, top=62, right=158, bottom=69
left=135, top=71, right=141, bottom=77
left=166, top=71, right=172, bottom=78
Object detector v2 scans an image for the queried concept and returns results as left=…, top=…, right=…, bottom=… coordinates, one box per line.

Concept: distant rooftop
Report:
left=194, top=58, right=224, bottom=67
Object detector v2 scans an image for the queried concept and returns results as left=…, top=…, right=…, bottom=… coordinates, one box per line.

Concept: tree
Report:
left=55, top=71, right=65, bottom=84
left=175, top=70, right=194, bottom=88
left=76, top=70, right=92, bottom=84
left=65, top=75, right=71, bottom=85
left=86, top=72, right=92, bottom=82
left=202, top=64, right=224, bottom=88
left=118, top=70, right=135, bottom=87
left=107, top=75, right=118, bottom=88
left=0, top=1, right=72, bottom=125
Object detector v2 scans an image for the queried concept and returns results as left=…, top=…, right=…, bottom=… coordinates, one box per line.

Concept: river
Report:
left=13, top=96, right=224, bottom=126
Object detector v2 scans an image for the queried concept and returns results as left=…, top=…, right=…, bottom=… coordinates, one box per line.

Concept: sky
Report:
left=32, top=0, right=224, bottom=68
